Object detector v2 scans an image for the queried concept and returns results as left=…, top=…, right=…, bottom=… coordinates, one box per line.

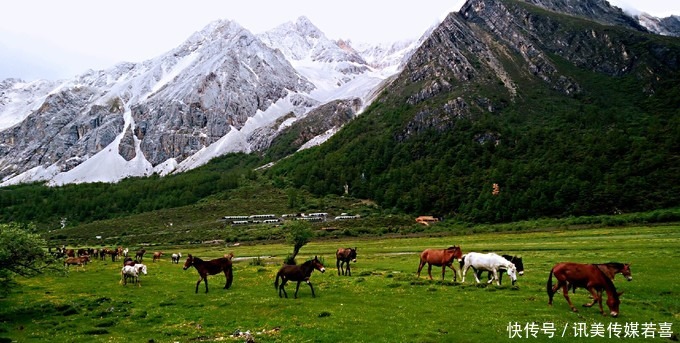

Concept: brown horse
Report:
left=274, top=256, right=326, bottom=298
left=64, top=255, right=89, bottom=271
left=336, top=247, right=357, bottom=276
left=417, top=246, right=463, bottom=281
left=152, top=251, right=163, bottom=262
left=183, top=254, right=234, bottom=293
left=571, top=262, right=632, bottom=306
left=547, top=262, right=622, bottom=317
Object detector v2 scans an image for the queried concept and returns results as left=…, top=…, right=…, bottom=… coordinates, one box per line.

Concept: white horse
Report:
left=461, top=252, right=517, bottom=286
left=171, top=252, right=182, bottom=264
left=122, top=248, right=129, bottom=258
left=121, top=263, right=147, bottom=287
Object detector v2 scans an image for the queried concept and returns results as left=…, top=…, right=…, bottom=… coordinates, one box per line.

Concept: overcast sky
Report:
left=0, top=0, right=678, bottom=81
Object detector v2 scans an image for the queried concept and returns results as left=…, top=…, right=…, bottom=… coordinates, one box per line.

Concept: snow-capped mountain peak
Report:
left=0, top=16, right=424, bottom=186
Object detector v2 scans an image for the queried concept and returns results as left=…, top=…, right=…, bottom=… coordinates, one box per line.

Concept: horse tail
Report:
left=547, top=268, right=555, bottom=303
left=274, top=272, right=280, bottom=290
left=225, top=264, right=233, bottom=289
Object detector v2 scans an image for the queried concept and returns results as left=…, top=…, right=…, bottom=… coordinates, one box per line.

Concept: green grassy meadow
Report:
left=1, top=225, right=678, bottom=342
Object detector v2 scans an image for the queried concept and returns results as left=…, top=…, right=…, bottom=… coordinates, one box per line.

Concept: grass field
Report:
left=1, top=225, right=678, bottom=342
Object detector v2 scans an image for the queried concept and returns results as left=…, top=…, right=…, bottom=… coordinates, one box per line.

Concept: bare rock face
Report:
left=391, top=0, right=680, bottom=142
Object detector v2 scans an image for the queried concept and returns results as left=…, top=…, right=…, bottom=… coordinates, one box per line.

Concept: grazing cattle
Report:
left=461, top=252, right=518, bottom=286
left=336, top=247, right=357, bottom=276
left=135, top=249, right=146, bottom=262
left=152, top=251, right=163, bottom=262
left=183, top=254, right=234, bottom=293
left=171, top=253, right=182, bottom=264
left=547, top=262, right=622, bottom=317
left=275, top=256, right=326, bottom=298
left=64, top=255, right=90, bottom=271
left=417, top=246, right=463, bottom=281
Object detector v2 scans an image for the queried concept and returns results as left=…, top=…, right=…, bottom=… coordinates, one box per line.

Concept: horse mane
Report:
left=603, top=262, right=625, bottom=269
left=592, top=264, right=620, bottom=301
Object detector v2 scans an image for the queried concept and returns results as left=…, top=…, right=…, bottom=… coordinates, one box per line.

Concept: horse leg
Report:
left=278, top=278, right=288, bottom=298
left=417, top=260, right=425, bottom=278
left=427, top=264, right=433, bottom=280
left=346, top=262, right=351, bottom=276
left=586, top=287, right=604, bottom=314
left=447, top=264, right=457, bottom=282
left=204, top=277, right=209, bottom=293
left=337, top=258, right=341, bottom=275
left=441, top=265, right=446, bottom=280
left=195, top=277, right=203, bottom=294
left=491, top=269, right=499, bottom=286
left=473, top=268, right=482, bottom=284
left=294, top=281, right=302, bottom=299
left=561, top=282, right=578, bottom=312
left=461, top=265, right=468, bottom=283
left=308, top=281, right=316, bottom=298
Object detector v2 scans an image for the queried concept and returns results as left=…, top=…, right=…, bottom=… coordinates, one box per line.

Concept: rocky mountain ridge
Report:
left=0, top=17, right=417, bottom=186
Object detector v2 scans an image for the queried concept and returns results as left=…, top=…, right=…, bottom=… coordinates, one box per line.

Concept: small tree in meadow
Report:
left=284, top=220, right=313, bottom=265
left=0, top=223, right=56, bottom=296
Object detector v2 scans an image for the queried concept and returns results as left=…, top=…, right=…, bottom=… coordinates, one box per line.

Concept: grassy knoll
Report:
left=0, top=225, right=678, bottom=342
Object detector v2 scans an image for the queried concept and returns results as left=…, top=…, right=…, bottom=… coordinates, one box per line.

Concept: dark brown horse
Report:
left=417, top=246, right=463, bottom=281
left=183, top=254, right=234, bottom=293
left=547, top=262, right=622, bottom=317
left=135, top=249, right=146, bottom=262
left=274, top=256, right=326, bottom=298
left=336, top=247, right=357, bottom=276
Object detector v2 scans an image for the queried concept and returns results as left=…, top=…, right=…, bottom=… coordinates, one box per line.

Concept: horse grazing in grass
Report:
left=275, top=256, right=326, bottom=298
left=461, top=252, right=518, bottom=285
left=171, top=253, right=182, bottom=264
left=183, top=254, right=233, bottom=293
left=64, top=255, right=90, bottom=271
left=547, top=262, right=622, bottom=317
left=417, top=246, right=463, bottom=281
left=568, top=262, right=631, bottom=307
left=468, top=254, right=525, bottom=285
left=121, top=264, right=147, bottom=287
left=152, top=251, right=163, bottom=262
left=336, top=247, right=357, bottom=276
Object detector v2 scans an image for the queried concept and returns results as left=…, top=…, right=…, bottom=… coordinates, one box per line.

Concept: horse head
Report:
left=622, top=263, right=633, bottom=281
left=137, top=264, right=148, bottom=275
left=183, top=254, right=194, bottom=270
left=446, top=245, right=463, bottom=262
left=507, top=265, right=518, bottom=285
left=350, top=248, right=357, bottom=262
left=607, top=292, right=621, bottom=317
left=313, top=256, right=326, bottom=273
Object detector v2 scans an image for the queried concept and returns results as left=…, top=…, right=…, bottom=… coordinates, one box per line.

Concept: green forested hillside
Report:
left=266, top=3, right=680, bottom=222
left=1, top=0, right=679, bottom=231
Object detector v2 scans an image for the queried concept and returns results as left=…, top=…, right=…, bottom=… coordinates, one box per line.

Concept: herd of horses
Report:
left=58, top=244, right=632, bottom=316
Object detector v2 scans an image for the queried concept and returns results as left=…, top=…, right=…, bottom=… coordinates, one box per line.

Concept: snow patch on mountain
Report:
left=0, top=16, right=424, bottom=186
